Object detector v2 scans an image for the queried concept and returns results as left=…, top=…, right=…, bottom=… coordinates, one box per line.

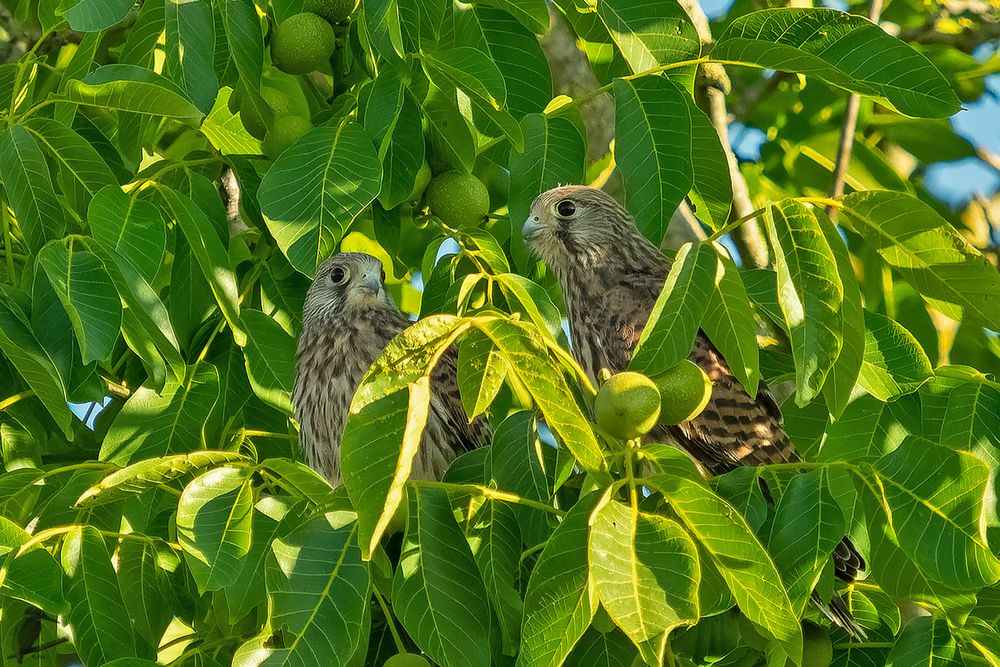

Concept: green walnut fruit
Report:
left=407, top=161, right=432, bottom=202
left=271, top=13, right=336, bottom=75
left=383, top=653, right=431, bottom=667
left=262, top=114, right=312, bottom=159
left=304, top=0, right=356, bottom=23
left=594, top=371, right=661, bottom=440
left=425, top=171, right=490, bottom=228
left=801, top=623, right=833, bottom=667
left=651, top=359, right=713, bottom=426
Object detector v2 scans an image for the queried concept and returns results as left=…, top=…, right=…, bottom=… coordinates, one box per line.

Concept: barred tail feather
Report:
left=811, top=591, right=868, bottom=640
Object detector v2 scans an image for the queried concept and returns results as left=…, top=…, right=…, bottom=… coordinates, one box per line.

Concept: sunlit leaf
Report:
left=177, top=466, right=254, bottom=593
left=630, top=242, right=716, bottom=377
left=259, top=122, right=382, bottom=276
left=393, top=486, right=491, bottom=666
left=589, top=500, right=700, bottom=644
left=764, top=200, right=843, bottom=406
left=712, top=8, right=960, bottom=117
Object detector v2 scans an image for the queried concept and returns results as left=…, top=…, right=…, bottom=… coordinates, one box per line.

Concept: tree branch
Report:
left=828, top=0, right=885, bottom=220
left=680, top=0, right=770, bottom=268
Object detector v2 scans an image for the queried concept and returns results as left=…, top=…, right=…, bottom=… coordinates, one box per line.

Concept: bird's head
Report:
left=522, top=185, right=646, bottom=269
left=302, top=252, right=393, bottom=327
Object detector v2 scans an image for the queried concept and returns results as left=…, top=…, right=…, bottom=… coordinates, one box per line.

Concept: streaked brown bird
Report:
left=524, top=185, right=865, bottom=636
left=293, top=252, right=491, bottom=486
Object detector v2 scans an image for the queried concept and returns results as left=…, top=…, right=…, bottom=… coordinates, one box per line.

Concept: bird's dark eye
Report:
left=556, top=199, right=576, bottom=217
left=380, top=269, right=386, bottom=282
left=330, top=267, right=347, bottom=284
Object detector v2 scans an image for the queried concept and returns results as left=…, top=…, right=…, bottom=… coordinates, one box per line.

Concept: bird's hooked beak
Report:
left=359, top=270, right=382, bottom=296
left=522, top=215, right=545, bottom=240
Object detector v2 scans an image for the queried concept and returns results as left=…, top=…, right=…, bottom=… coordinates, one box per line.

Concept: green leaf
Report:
left=597, top=0, right=700, bottom=75
left=613, top=77, right=731, bottom=241
left=0, top=125, right=66, bottom=254
left=887, top=616, right=959, bottom=666
left=117, top=540, right=171, bottom=648
left=163, top=0, right=217, bottom=112
left=487, top=411, right=553, bottom=547
left=75, top=451, right=248, bottom=507
left=377, top=92, right=425, bottom=209
left=0, top=517, right=66, bottom=616
left=477, top=8, right=552, bottom=117
left=457, top=329, right=507, bottom=420
left=477, top=0, right=547, bottom=34
left=874, top=436, right=1000, bottom=590
left=0, top=298, right=73, bottom=437
left=100, top=364, right=220, bottom=464
left=177, top=466, right=254, bottom=593
left=37, top=241, right=122, bottom=364
left=222, top=496, right=302, bottom=622
left=343, top=315, right=467, bottom=558
left=61, top=0, right=134, bottom=31
left=518, top=493, right=600, bottom=667
left=393, top=486, right=491, bottom=667
left=819, top=210, right=864, bottom=418
left=265, top=512, right=372, bottom=665
left=496, top=273, right=563, bottom=341
left=869, top=116, right=976, bottom=163
left=201, top=89, right=263, bottom=156
left=258, top=459, right=336, bottom=504
left=218, top=0, right=263, bottom=89
left=62, top=526, right=152, bottom=664
left=712, top=8, right=960, bottom=118
left=764, top=200, right=844, bottom=406
left=819, top=394, right=917, bottom=463
left=23, top=117, right=118, bottom=217
left=842, top=190, right=1000, bottom=330
left=647, top=474, right=801, bottom=660
left=65, top=64, right=204, bottom=119
left=467, top=496, right=523, bottom=654
left=566, top=626, right=638, bottom=667
left=88, top=185, right=166, bottom=284
left=423, top=47, right=507, bottom=109
left=507, top=114, right=585, bottom=269
left=766, top=469, right=845, bottom=615
left=259, top=122, right=382, bottom=276
left=362, top=0, right=405, bottom=60
left=858, top=309, right=933, bottom=400
left=629, top=242, right=716, bottom=377
left=241, top=309, right=296, bottom=415
left=701, top=253, right=760, bottom=396
left=424, top=85, right=477, bottom=174
left=159, top=185, right=245, bottom=345
left=476, top=316, right=605, bottom=473
left=589, top=500, right=700, bottom=644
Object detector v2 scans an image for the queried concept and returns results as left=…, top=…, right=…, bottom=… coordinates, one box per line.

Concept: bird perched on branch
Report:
left=523, top=185, right=865, bottom=636
left=293, top=252, right=491, bottom=486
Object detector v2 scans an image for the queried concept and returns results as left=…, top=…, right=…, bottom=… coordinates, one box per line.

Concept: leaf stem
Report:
left=0, top=390, right=33, bottom=412
left=705, top=205, right=768, bottom=243
left=373, top=586, right=407, bottom=654
left=412, top=481, right=564, bottom=516
left=546, top=57, right=712, bottom=116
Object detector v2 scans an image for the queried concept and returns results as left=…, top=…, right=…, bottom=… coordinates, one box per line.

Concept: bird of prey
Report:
left=523, top=185, right=865, bottom=635
left=293, top=252, right=491, bottom=486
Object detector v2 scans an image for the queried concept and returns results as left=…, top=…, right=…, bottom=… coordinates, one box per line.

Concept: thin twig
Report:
left=678, top=0, right=771, bottom=269
left=828, top=0, right=885, bottom=220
